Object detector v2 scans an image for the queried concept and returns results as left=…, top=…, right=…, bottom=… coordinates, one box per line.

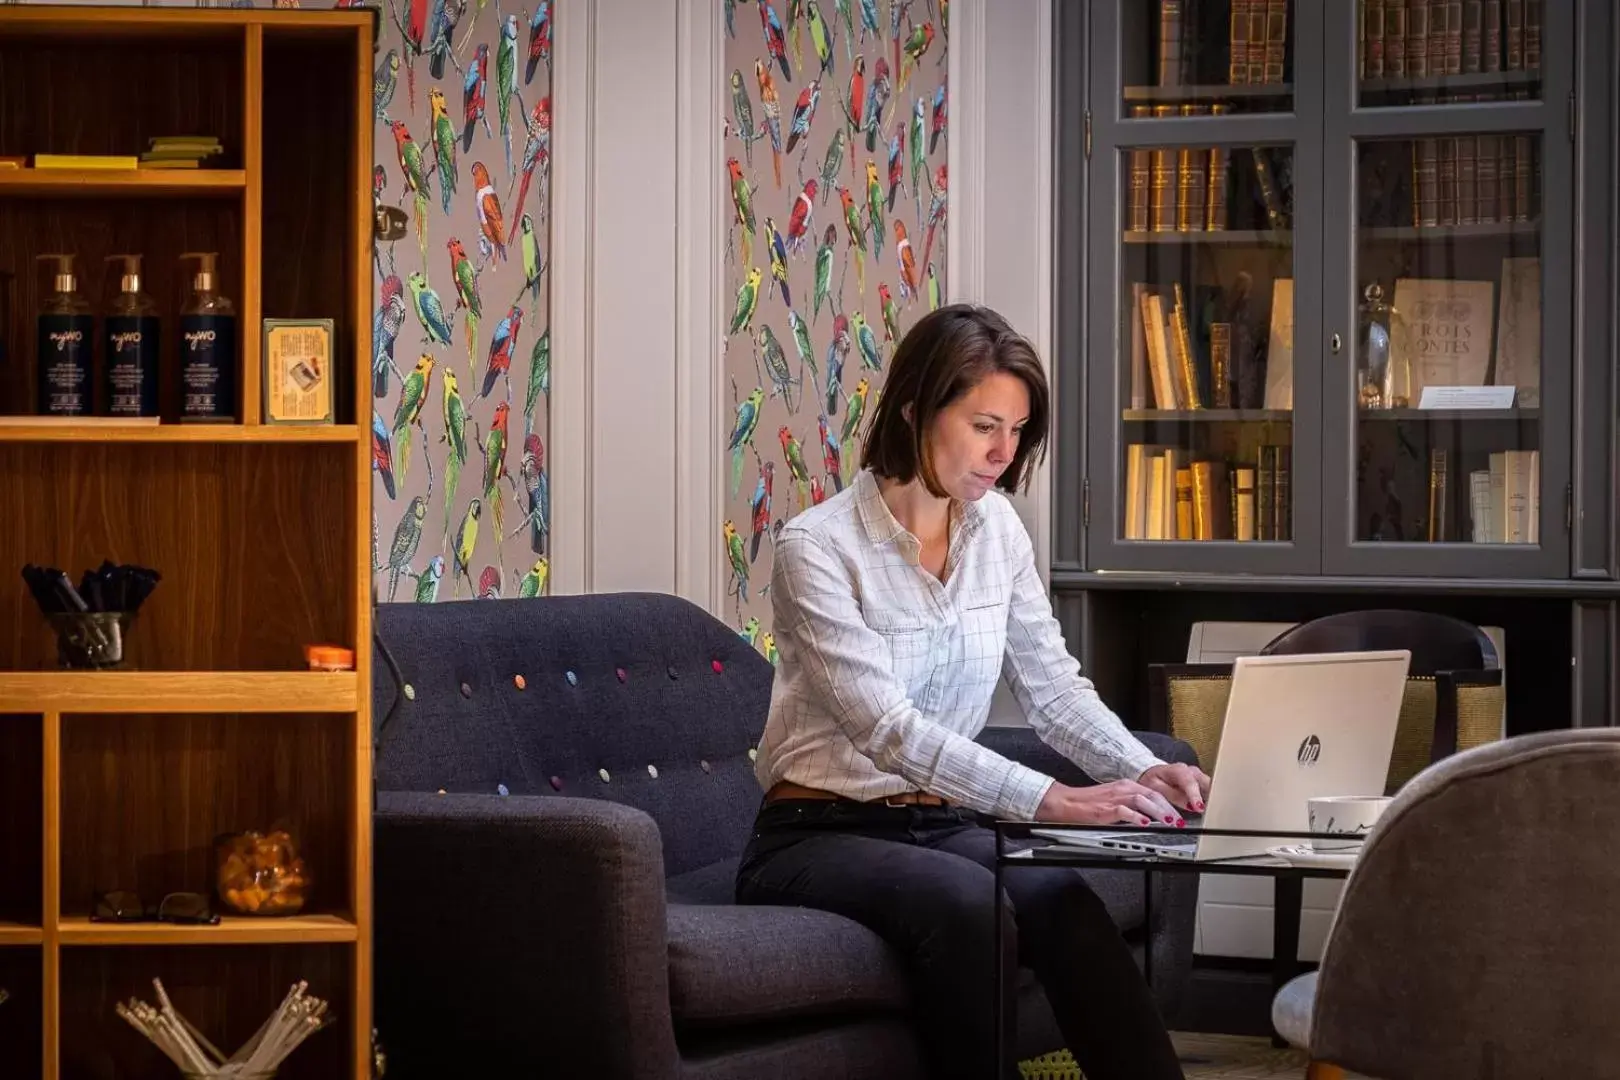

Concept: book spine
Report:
left=1263, top=0, right=1287, bottom=84
left=1272, top=446, right=1291, bottom=542
left=1476, top=134, right=1498, bottom=223
left=1427, top=0, right=1448, bottom=76
left=1437, top=136, right=1458, bottom=226
left=1229, top=0, right=1251, bottom=85
left=1427, top=448, right=1450, bottom=542
left=1504, top=0, right=1523, bottom=70
left=1159, top=0, right=1184, bottom=86
left=1247, top=4, right=1268, bottom=84
left=1177, top=105, right=1208, bottom=233
left=1405, top=0, right=1429, bottom=76
left=1207, top=106, right=1230, bottom=231
left=1251, top=147, right=1288, bottom=231
left=1385, top=0, right=1407, bottom=77
left=1513, top=133, right=1532, bottom=221
left=1445, top=0, right=1463, bottom=74
left=1456, top=133, right=1478, bottom=225
left=1483, top=0, right=1502, bottom=70
left=1209, top=322, right=1232, bottom=408
left=1170, top=284, right=1203, bottom=409
left=1462, top=0, right=1483, bottom=72
left=1129, top=106, right=1153, bottom=233
left=1257, top=447, right=1275, bottom=542
left=1175, top=467, right=1195, bottom=540
left=1235, top=467, right=1257, bottom=541
left=1415, top=137, right=1440, bottom=227
left=1523, top=0, right=1540, bottom=71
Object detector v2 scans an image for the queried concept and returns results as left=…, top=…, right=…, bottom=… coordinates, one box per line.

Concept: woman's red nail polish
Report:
left=1177, top=819, right=1186, bottom=827
left=1164, top=816, right=1175, bottom=824
left=1193, top=802, right=1204, bottom=812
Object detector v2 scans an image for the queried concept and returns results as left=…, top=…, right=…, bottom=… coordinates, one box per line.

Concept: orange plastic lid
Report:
left=304, top=644, right=355, bottom=670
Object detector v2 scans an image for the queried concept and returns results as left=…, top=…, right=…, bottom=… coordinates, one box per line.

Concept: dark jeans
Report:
left=735, top=798, right=1185, bottom=1080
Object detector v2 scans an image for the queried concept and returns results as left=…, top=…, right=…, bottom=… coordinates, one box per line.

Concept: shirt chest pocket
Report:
left=864, top=609, right=936, bottom=684
left=954, top=593, right=1009, bottom=685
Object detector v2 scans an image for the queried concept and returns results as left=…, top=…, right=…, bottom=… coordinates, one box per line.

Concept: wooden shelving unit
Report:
left=0, top=8, right=374, bottom=1079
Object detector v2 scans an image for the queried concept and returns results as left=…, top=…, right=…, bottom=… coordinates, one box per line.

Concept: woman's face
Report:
left=925, top=370, right=1030, bottom=501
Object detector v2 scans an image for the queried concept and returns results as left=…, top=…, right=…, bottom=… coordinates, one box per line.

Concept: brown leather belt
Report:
left=765, top=779, right=950, bottom=807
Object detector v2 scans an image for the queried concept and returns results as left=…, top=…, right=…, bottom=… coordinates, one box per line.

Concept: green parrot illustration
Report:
left=865, top=160, right=885, bottom=258
left=787, top=309, right=819, bottom=404
left=440, top=370, right=468, bottom=545
left=759, top=325, right=797, bottom=414
left=497, top=11, right=521, bottom=176
left=520, top=214, right=544, bottom=310
left=818, top=127, right=846, bottom=206
left=447, top=238, right=481, bottom=379
left=516, top=556, right=549, bottom=598
left=926, top=261, right=940, bottom=311
left=788, top=0, right=804, bottom=74
left=762, top=632, right=780, bottom=666
left=739, top=615, right=762, bottom=648
left=909, top=96, right=928, bottom=222
left=724, top=519, right=749, bottom=612
left=779, top=425, right=812, bottom=511
left=839, top=376, right=869, bottom=484
left=453, top=498, right=482, bottom=598
left=729, top=267, right=762, bottom=338
left=524, top=328, right=549, bottom=440
left=414, top=555, right=445, bottom=604
left=429, top=87, right=458, bottom=214
left=807, top=0, right=833, bottom=75
left=727, top=386, right=765, bottom=497
left=812, top=225, right=836, bottom=324
left=478, top=400, right=515, bottom=541
left=835, top=0, right=854, bottom=65
left=840, top=186, right=867, bottom=295
left=387, top=495, right=427, bottom=602
left=389, top=120, right=432, bottom=262
left=730, top=69, right=764, bottom=170
left=391, top=354, right=434, bottom=484
left=851, top=311, right=882, bottom=371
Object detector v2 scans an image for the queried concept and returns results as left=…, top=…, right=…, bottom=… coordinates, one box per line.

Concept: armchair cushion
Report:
left=667, top=903, right=910, bottom=1028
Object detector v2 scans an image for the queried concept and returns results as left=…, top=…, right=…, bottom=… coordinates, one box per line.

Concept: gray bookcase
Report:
left=1051, top=0, right=1618, bottom=733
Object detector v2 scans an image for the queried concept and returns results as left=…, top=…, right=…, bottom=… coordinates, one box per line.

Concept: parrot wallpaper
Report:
left=722, top=0, right=948, bottom=660
left=17, top=0, right=554, bottom=607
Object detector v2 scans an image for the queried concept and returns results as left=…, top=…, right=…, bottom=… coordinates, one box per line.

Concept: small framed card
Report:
left=262, top=318, right=334, bottom=424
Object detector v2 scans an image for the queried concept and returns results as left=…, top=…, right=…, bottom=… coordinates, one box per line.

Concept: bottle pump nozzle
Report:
left=181, top=252, right=218, bottom=293
left=106, top=254, right=144, bottom=295
left=35, top=253, right=77, bottom=294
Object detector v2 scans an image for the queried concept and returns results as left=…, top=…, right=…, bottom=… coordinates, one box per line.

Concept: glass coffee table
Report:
left=992, top=821, right=1358, bottom=1055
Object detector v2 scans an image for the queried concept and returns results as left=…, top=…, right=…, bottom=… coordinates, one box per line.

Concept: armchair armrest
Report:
left=374, top=791, right=678, bottom=1080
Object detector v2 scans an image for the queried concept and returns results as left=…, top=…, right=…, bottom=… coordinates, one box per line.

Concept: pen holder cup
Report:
left=48, top=611, right=134, bottom=669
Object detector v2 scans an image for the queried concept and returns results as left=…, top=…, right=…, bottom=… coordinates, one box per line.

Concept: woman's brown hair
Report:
left=859, top=303, right=1050, bottom=497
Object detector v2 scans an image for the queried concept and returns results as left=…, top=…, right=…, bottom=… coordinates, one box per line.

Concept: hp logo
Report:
left=1297, top=735, right=1322, bottom=766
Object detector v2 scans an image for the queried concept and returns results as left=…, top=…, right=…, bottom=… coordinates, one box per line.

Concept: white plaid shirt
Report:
left=754, top=468, right=1165, bottom=821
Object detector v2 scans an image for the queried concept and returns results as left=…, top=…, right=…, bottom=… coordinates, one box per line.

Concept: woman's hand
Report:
left=1035, top=779, right=1183, bottom=826
left=1137, top=763, right=1212, bottom=814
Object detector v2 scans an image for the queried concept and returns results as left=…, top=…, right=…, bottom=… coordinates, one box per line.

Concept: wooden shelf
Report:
left=1124, top=409, right=1293, bottom=423
left=0, top=921, right=42, bottom=945
left=1360, top=408, right=1540, bottom=422
left=1123, top=82, right=1293, bottom=103
left=58, top=913, right=357, bottom=946
left=0, top=671, right=358, bottom=713
left=1124, top=229, right=1292, bottom=246
left=0, top=168, right=246, bottom=197
left=1363, top=222, right=1540, bottom=242
left=1359, top=69, right=1542, bottom=96
left=0, top=422, right=359, bottom=443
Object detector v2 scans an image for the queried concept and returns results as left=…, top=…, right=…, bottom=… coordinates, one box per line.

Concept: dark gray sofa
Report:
left=371, top=592, right=1198, bottom=1078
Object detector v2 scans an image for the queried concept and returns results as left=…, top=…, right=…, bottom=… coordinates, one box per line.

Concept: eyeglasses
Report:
left=90, top=889, right=221, bottom=926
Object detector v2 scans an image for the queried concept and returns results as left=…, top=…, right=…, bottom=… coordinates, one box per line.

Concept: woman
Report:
left=736, top=304, right=1210, bottom=1080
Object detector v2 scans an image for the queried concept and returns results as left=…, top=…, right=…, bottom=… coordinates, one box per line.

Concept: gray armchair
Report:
left=1271, top=728, right=1620, bottom=1080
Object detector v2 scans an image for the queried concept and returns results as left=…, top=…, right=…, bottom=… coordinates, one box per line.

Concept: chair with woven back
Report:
left=1147, top=609, right=1505, bottom=795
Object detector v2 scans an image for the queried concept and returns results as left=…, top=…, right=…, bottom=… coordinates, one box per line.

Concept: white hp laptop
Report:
left=1033, top=649, right=1411, bottom=862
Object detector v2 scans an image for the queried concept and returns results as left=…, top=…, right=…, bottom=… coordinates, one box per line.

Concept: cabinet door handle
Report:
left=1330, top=332, right=1342, bottom=354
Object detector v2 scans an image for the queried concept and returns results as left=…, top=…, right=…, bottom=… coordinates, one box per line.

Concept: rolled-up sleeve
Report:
left=999, top=519, right=1164, bottom=784
left=773, top=533, right=1056, bottom=821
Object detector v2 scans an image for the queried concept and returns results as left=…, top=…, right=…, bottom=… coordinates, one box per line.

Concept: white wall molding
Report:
left=548, top=0, right=596, bottom=594
left=674, top=0, right=724, bottom=614
left=946, top=0, right=989, bottom=308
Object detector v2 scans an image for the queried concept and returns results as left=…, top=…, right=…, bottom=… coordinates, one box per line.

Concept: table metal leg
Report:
left=1271, top=873, right=1305, bottom=1048
left=994, top=833, right=1005, bottom=1074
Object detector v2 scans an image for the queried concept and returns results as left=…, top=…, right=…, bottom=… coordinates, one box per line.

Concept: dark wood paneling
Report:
left=0, top=443, right=354, bottom=671
left=0, top=34, right=244, bottom=168
left=59, top=713, right=352, bottom=922
left=261, top=33, right=358, bottom=424
left=59, top=944, right=350, bottom=1080
left=0, top=199, right=242, bottom=421
left=0, top=716, right=42, bottom=925
left=0, top=946, right=42, bottom=1080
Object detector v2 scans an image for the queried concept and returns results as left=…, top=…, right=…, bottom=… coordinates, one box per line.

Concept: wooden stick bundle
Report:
left=115, top=978, right=330, bottom=1076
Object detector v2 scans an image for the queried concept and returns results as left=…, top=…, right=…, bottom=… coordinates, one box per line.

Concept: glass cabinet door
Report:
left=1086, top=1, right=1323, bottom=573
left=1322, top=3, right=1572, bottom=577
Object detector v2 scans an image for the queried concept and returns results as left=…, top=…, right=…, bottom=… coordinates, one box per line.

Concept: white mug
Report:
left=1307, top=795, right=1392, bottom=852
